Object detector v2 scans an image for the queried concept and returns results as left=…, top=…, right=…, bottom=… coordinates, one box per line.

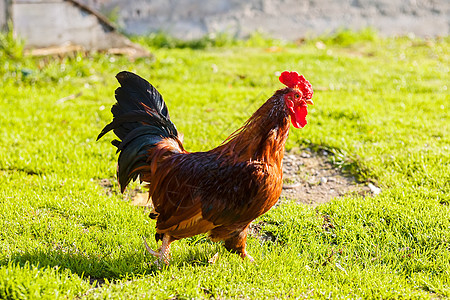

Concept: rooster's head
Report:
left=279, top=71, right=314, bottom=128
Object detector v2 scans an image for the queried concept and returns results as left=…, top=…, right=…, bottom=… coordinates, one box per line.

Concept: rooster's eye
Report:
left=295, top=94, right=300, bottom=99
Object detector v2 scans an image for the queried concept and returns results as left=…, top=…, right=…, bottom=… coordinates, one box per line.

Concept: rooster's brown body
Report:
left=98, top=71, right=313, bottom=263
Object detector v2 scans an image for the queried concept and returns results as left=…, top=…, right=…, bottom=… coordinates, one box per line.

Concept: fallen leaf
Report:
left=208, top=252, right=219, bottom=264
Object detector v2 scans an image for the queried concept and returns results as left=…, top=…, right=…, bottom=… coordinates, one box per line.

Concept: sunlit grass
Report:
left=0, top=30, right=448, bottom=298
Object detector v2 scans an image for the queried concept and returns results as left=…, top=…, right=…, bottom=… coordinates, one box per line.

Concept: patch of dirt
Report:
left=281, top=148, right=374, bottom=205
left=98, top=178, right=114, bottom=192
left=98, top=178, right=149, bottom=206
left=247, top=221, right=279, bottom=243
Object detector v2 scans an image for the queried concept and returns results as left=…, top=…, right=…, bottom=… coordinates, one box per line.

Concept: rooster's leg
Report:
left=143, top=234, right=173, bottom=265
left=224, top=226, right=254, bottom=262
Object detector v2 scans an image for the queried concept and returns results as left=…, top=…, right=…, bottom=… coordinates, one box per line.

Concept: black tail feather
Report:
left=97, top=110, right=176, bottom=142
left=98, top=71, right=179, bottom=192
left=114, top=71, right=169, bottom=119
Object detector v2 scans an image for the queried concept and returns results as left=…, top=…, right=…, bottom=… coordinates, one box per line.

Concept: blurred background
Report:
left=1, top=0, right=448, bottom=51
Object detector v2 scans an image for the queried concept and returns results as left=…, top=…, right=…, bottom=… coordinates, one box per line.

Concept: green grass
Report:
left=0, top=30, right=449, bottom=298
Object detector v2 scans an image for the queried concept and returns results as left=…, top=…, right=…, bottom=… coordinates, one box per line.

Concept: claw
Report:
left=245, top=254, right=255, bottom=262
left=142, top=235, right=172, bottom=265
left=240, top=250, right=255, bottom=262
left=143, top=237, right=159, bottom=256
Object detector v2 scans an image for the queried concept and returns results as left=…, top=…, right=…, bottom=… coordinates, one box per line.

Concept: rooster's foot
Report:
left=240, top=251, right=255, bottom=262
left=143, top=235, right=172, bottom=265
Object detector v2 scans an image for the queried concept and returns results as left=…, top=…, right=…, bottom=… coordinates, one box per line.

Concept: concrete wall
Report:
left=12, top=0, right=138, bottom=50
left=0, top=0, right=11, bottom=31
left=83, top=0, right=450, bottom=39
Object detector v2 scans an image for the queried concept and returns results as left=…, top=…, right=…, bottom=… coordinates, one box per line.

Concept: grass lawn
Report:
left=0, top=30, right=449, bottom=299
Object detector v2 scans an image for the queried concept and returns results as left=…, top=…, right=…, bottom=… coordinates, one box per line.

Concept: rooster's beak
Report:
left=306, top=99, right=314, bottom=105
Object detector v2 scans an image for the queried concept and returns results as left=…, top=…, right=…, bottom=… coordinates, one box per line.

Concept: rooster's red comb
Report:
left=279, top=71, right=313, bottom=99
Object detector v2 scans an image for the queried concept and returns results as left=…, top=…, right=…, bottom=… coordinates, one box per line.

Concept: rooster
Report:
left=98, top=71, right=314, bottom=264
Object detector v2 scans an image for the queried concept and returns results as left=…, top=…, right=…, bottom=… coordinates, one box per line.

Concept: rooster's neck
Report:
left=214, top=93, right=290, bottom=166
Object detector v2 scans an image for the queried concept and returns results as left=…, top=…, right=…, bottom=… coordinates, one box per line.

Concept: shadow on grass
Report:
left=2, top=239, right=224, bottom=286
left=3, top=247, right=161, bottom=285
